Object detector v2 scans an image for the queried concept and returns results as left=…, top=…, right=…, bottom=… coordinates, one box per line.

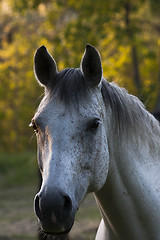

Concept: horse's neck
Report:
left=95, top=126, right=160, bottom=239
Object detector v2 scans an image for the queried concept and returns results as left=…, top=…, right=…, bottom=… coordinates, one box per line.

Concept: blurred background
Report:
left=0, top=0, right=160, bottom=239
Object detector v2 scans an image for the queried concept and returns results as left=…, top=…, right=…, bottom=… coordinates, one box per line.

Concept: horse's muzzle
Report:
left=34, top=189, right=75, bottom=235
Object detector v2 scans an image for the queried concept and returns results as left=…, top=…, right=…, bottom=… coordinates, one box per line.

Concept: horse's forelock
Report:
left=47, top=68, right=90, bottom=107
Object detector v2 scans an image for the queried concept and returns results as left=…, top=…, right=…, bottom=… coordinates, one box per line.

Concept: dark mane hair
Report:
left=47, top=68, right=90, bottom=107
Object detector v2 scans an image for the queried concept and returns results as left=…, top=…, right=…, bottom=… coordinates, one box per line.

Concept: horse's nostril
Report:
left=63, top=195, right=72, bottom=218
left=34, top=194, right=42, bottom=220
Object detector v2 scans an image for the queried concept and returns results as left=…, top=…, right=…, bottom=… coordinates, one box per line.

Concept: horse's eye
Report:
left=29, top=120, right=38, bottom=133
left=89, top=118, right=101, bottom=131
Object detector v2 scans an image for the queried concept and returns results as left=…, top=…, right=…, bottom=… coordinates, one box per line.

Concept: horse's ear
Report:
left=81, top=44, right=102, bottom=87
left=34, top=45, right=58, bottom=86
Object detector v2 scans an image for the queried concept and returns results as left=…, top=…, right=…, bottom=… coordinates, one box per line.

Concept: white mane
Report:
left=101, top=79, right=160, bottom=142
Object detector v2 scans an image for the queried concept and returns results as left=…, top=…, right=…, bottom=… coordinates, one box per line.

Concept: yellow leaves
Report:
left=5, top=108, right=13, bottom=119
left=0, top=43, right=14, bottom=59
left=38, top=38, right=50, bottom=48
left=117, top=46, right=130, bottom=67
left=0, top=0, right=11, bottom=14
left=58, top=61, right=66, bottom=71
left=26, top=70, right=33, bottom=79
left=9, top=81, right=16, bottom=90
left=101, top=36, right=131, bottom=85
left=38, top=3, right=47, bottom=17
left=144, top=79, right=152, bottom=88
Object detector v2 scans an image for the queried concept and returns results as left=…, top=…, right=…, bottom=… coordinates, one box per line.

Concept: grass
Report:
left=0, top=151, right=38, bottom=188
left=0, top=152, right=101, bottom=240
left=0, top=152, right=38, bottom=240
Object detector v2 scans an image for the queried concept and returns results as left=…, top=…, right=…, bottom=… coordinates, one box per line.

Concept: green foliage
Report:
left=0, top=0, right=160, bottom=152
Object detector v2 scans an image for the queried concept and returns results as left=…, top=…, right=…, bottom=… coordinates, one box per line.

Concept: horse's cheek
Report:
left=90, top=136, right=109, bottom=192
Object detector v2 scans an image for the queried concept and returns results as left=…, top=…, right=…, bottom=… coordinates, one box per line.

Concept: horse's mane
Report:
left=47, top=67, right=160, bottom=139
left=101, top=79, right=160, bottom=139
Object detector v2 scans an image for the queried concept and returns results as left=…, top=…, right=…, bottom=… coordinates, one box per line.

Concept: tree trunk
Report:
left=124, top=2, right=142, bottom=96
left=131, top=44, right=142, bottom=95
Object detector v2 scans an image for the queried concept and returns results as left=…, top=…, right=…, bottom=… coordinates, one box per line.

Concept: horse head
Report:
left=31, top=45, right=109, bottom=236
